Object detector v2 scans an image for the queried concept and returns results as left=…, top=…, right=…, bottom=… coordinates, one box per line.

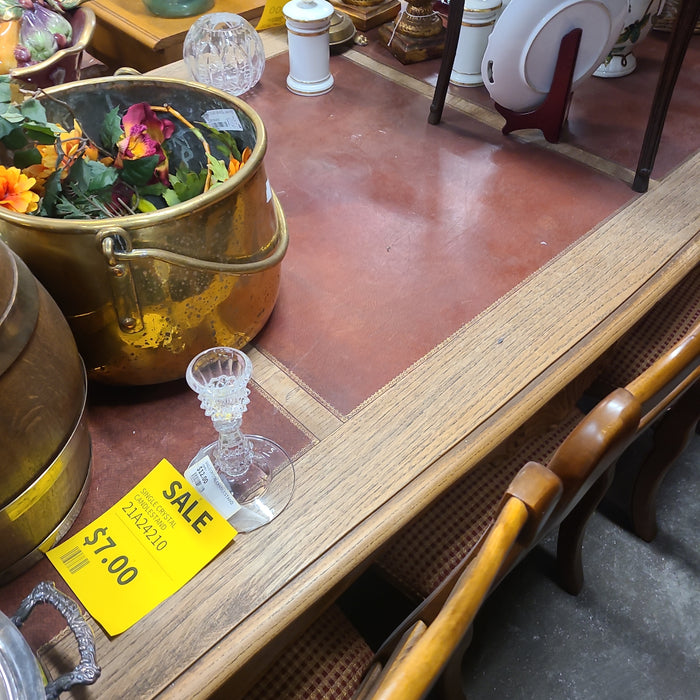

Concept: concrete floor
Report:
left=460, top=433, right=700, bottom=700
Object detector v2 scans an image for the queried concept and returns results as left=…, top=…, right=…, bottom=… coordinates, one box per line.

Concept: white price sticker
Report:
left=202, top=109, right=244, bottom=132
left=185, top=455, right=241, bottom=519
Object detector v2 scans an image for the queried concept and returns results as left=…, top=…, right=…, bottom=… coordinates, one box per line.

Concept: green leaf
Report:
left=40, top=172, right=63, bottom=218
left=100, top=107, right=123, bottom=150
left=169, top=165, right=206, bottom=202
left=67, top=158, right=118, bottom=193
left=162, top=188, right=182, bottom=207
left=1, top=105, right=25, bottom=124
left=0, top=2, right=25, bottom=21
left=19, top=99, right=48, bottom=123
left=137, top=182, right=168, bottom=197
left=87, top=162, right=119, bottom=191
left=24, top=123, right=58, bottom=145
left=198, top=123, right=242, bottom=161
left=13, top=147, right=41, bottom=169
left=0, top=116, right=15, bottom=140
left=207, top=155, right=229, bottom=187
left=120, top=155, right=160, bottom=187
left=55, top=196, right=92, bottom=219
left=137, top=198, right=158, bottom=213
left=0, top=79, right=11, bottom=105
left=2, top=127, right=28, bottom=150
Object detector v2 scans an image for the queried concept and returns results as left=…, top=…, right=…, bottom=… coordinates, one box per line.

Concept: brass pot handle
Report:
left=11, top=581, right=100, bottom=699
left=96, top=194, right=288, bottom=276
left=98, top=227, right=144, bottom=333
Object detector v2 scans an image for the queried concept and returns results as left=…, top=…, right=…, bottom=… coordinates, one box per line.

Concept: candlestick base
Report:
left=190, top=435, right=295, bottom=532
left=378, top=5, right=445, bottom=64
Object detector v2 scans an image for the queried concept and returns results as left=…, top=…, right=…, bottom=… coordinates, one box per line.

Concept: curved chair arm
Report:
left=547, top=387, right=641, bottom=513
left=626, top=317, right=700, bottom=425
left=364, top=463, right=563, bottom=700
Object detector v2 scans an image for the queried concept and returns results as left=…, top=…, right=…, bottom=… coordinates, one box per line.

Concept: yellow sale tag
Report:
left=47, top=459, right=237, bottom=636
left=256, top=0, right=287, bottom=30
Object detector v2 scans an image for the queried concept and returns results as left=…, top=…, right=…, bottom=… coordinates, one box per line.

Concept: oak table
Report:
left=20, top=30, right=700, bottom=700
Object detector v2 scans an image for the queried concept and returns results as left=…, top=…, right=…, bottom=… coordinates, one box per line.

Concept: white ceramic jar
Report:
left=283, top=0, right=335, bottom=96
left=450, top=0, right=502, bottom=87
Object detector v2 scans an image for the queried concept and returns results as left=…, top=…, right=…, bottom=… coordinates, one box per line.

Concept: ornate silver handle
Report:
left=11, top=581, right=100, bottom=700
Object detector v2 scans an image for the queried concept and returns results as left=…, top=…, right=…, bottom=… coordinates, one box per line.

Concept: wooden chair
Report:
left=243, top=276, right=699, bottom=699
left=592, top=265, right=699, bottom=540
left=374, top=378, right=635, bottom=600
left=377, top=270, right=700, bottom=599
left=243, top=462, right=563, bottom=700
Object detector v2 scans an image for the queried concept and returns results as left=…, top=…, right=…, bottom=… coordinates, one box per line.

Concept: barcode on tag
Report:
left=185, top=455, right=241, bottom=519
left=59, top=545, right=89, bottom=574
left=202, top=109, right=244, bottom=132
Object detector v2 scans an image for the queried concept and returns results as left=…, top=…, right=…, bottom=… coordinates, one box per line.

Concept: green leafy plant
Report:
left=0, top=76, right=252, bottom=218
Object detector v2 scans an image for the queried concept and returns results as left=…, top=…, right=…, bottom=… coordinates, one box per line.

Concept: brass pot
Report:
left=0, top=76, right=288, bottom=384
left=0, top=240, right=91, bottom=584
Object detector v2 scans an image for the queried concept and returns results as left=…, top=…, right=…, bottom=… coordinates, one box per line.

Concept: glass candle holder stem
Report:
left=186, top=346, right=295, bottom=531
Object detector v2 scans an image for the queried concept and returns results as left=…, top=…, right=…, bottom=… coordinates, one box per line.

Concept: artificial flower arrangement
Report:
left=0, top=74, right=252, bottom=218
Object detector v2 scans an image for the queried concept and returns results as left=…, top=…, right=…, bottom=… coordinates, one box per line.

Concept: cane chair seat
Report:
left=245, top=604, right=373, bottom=700
left=597, top=266, right=699, bottom=392
left=594, top=265, right=699, bottom=541
left=376, top=409, right=583, bottom=600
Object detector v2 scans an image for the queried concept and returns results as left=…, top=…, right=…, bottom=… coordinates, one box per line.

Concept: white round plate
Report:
left=481, top=0, right=627, bottom=112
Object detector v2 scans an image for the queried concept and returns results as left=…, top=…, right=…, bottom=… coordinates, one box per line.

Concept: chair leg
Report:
left=556, top=466, right=615, bottom=595
left=631, top=382, right=700, bottom=542
left=436, top=625, right=472, bottom=700
left=428, top=0, right=466, bottom=125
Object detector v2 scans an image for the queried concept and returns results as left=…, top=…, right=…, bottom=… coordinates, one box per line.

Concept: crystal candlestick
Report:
left=186, top=347, right=294, bottom=531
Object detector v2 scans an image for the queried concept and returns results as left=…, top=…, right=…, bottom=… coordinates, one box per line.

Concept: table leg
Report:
left=428, top=0, right=466, bottom=125
left=632, top=0, right=700, bottom=192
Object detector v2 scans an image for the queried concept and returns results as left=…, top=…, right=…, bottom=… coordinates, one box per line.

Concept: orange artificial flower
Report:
left=23, top=121, right=104, bottom=194
left=0, top=165, right=39, bottom=213
left=227, top=147, right=252, bottom=176
left=56, top=121, right=100, bottom=165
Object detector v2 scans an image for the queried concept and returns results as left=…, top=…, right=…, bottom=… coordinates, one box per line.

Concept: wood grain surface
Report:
left=40, top=152, right=700, bottom=699
left=35, top=31, right=700, bottom=700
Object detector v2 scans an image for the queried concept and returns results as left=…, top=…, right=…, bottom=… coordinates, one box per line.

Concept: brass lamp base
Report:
left=378, top=18, right=445, bottom=64
left=331, top=0, right=401, bottom=31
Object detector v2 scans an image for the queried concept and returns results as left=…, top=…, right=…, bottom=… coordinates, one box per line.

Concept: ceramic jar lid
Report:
left=283, top=0, right=334, bottom=24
